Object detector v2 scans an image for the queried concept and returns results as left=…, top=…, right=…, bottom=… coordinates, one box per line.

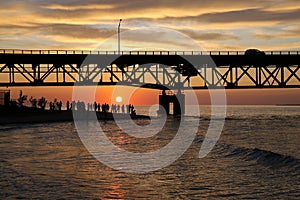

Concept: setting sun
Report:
left=116, top=96, right=122, bottom=103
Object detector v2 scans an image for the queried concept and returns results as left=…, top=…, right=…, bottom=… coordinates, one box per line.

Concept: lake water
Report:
left=0, top=106, right=299, bottom=199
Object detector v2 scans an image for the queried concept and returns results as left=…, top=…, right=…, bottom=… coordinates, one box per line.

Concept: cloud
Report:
left=254, top=26, right=300, bottom=40
left=0, top=0, right=299, bottom=50
left=42, top=24, right=116, bottom=39
left=10, top=0, right=285, bottom=22
left=0, top=23, right=117, bottom=39
left=203, top=8, right=300, bottom=23
left=37, top=0, right=267, bottom=13
left=160, top=8, right=300, bottom=24
left=254, top=34, right=277, bottom=40
left=181, top=30, right=240, bottom=41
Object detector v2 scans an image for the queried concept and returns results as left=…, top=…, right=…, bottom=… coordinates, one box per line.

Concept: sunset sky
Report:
left=1, top=0, right=300, bottom=50
left=1, top=0, right=300, bottom=105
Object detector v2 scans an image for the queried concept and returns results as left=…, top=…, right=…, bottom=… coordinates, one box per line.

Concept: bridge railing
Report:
left=0, top=49, right=299, bottom=55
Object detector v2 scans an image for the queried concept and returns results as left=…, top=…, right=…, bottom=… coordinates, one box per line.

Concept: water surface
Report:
left=0, top=106, right=299, bottom=199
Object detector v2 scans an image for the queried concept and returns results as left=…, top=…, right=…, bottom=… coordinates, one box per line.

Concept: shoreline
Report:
left=275, top=104, right=300, bottom=106
left=0, top=109, right=150, bottom=125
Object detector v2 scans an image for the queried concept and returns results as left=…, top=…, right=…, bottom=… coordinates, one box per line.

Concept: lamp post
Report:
left=118, top=19, right=122, bottom=54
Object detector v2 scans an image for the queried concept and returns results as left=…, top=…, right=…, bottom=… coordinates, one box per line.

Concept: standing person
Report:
left=97, top=103, right=101, bottom=112
left=117, top=104, right=120, bottom=113
left=77, top=100, right=81, bottom=111
left=58, top=101, right=62, bottom=111
left=107, top=104, right=110, bottom=113
left=66, top=101, right=70, bottom=110
left=53, top=99, right=58, bottom=110
left=121, top=104, right=125, bottom=113
left=111, top=104, right=114, bottom=113
left=127, top=104, right=130, bottom=113
left=94, top=101, right=97, bottom=111
left=72, top=101, right=76, bottom=111
left=103, top=103, right=107, bottom=122
left=82, top=101, right=86, bottom=111
left=129, top=104, right=132, bottom=114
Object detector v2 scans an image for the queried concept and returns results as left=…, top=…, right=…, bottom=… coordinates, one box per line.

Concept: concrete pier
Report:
left=158, top=90, right=185, bottom=116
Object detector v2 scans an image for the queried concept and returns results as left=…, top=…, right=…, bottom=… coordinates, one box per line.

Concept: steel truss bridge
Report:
left=0, top=49, right=299, bottom=90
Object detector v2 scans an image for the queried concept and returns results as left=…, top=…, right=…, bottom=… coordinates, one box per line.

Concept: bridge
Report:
left=0, top=49, right=299, bottom=90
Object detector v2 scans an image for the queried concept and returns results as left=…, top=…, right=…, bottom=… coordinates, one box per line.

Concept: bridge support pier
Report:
left=0, top=90, right=10, bottom=107
left=158, top=90, right=185, bottom=116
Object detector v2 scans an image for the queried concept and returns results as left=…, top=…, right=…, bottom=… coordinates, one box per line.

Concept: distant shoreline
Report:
left=275, top=104, right=300, bottom=106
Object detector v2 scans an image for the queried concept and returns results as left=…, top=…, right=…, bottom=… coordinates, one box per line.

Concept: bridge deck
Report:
left=0, top=49, right=299, bottom=89
left=0, top=50, right=299, bottom=66
left=1, top=49, right=299, bottom=55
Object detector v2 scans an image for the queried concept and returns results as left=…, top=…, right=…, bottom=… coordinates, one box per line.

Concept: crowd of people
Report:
left=68, top=100, right=136, bottom=114
left=13, top=91, right=136, bottom=114
left=49, top=99, right=63, bottom=111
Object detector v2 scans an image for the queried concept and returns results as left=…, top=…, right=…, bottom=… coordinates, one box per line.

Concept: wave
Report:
left=184, top=115, right=300, bottom=121
left=224, top=145, right=300, bottom=171
left=0, top=124, right=42, bottom=132
left=0, top=122, right=64, bottom=132
left=193, top=136, right=299, bottom=172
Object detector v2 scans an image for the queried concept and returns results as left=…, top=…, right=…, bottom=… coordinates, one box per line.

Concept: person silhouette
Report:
left=94, top=101, right=97, bottom=111
left=121, top=104, right=125, bottom=113
left=66, top=101, right=70, bottom=110
left=97, top=103, right=101, bottom=112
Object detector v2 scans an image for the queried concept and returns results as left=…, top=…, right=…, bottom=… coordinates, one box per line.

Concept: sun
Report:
left=116, top=96, right=123, bottom=103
